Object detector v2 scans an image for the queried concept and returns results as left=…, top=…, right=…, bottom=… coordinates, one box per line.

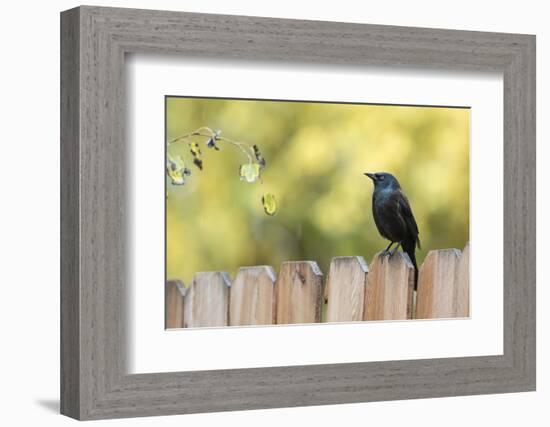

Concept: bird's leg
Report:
left=382, top=241, right=395, bottom=256
left=388, top=242, right=401, bottom=258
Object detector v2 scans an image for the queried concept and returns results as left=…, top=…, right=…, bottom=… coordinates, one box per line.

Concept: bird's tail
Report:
left=402, top=240, right=419, bottom=291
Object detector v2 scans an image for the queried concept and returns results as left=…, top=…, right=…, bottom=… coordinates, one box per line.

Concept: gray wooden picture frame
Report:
left=60, top=5, right=536, bottom=420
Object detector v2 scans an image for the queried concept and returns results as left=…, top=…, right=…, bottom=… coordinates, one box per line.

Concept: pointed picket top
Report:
left=183, top=271, right=231, bottom=328
left=276, top=261, right=323, bottom=325
left=230, top=265, right=277, bottom=326
left=165, top=280, right=186, bottom=329
left=416, top=248, right=464, bottom=319
left=364, top=251, right=414, bottom=320
left=326, top=256, right=369, bottom=322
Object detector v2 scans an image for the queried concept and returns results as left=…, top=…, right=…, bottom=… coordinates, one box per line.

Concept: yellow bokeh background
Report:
left=166, top=97, right=469, bottom=285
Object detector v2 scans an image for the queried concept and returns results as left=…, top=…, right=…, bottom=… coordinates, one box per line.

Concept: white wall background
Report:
left=0, top=0, right=546, bottom=425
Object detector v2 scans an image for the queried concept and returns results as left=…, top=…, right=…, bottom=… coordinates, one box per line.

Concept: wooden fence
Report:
left=165, top=243, right=470, bottom=329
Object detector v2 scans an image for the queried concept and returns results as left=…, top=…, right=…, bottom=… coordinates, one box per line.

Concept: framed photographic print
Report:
left=61, top=6, right=535, bottom=420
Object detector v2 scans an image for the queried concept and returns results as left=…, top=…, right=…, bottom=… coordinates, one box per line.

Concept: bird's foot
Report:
left=381, top=242, right=395, bottom=257
left=388, top=244, right=401, bottom=259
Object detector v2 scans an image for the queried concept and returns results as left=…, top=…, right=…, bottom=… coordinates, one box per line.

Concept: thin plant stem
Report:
left=168, top=127, right=254, bottom=163
left=216, top=136, right=254, bottom=163
left=168, top=127, right=212, bottom=145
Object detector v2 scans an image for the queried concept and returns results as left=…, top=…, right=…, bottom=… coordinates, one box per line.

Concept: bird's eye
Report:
left=377, top=174, right=384, bottom=180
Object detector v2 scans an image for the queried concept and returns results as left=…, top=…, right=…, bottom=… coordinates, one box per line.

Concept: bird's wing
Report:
left=395, top=190, right=421, bottom=249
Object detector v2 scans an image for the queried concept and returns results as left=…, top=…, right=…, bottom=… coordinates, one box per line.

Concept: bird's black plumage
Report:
left=364, top=172, right=421, bottom=289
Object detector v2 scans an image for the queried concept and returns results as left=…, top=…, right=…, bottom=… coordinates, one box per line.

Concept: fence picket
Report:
left=364, top=252, right=414, bottom=320
left=276, top=261, right=323, bottom=324
left=326, top=257, right=369, bottom=322
left=230, top=266, right=277, bottom=326
left=165, top=280, right=186, bottom=329
left=183, top=272, right=230, bottom=328
left=454, top=243, right=470, bottom=317
left=416, top=248, right=468, bottom=318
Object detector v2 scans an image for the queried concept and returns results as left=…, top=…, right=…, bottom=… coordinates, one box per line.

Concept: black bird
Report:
left=364, top=172, right=421, bottom=289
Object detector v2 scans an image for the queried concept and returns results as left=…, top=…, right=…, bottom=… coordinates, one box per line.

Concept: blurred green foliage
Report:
left=166, top=97, right=469, bottom=285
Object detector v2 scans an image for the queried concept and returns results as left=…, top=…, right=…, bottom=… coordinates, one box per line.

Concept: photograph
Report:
left=165, top=96, right=470, bottom=328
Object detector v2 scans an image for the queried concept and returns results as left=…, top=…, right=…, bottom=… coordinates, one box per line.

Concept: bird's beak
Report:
left=364, top=172, right=376, bottom=181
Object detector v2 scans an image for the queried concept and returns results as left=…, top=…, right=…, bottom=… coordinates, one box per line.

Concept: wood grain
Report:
left=276, top=261, right=323, bottom=324
left=60, top=7, right=80, bottom=419
left=165, top=280, right=186, bottom=329
left=230, top=266, right=277, bottom=326
left=61, top=6, right=535, bottom=419
left=416, top=248, right=468, bottom=319
left=454, top=243, right=470, bottom=317
left=325, top=257, right=369, bottom=322
left=183, top=272, right=230, bottom=328
left=364, top=252, right=414, bottom=320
